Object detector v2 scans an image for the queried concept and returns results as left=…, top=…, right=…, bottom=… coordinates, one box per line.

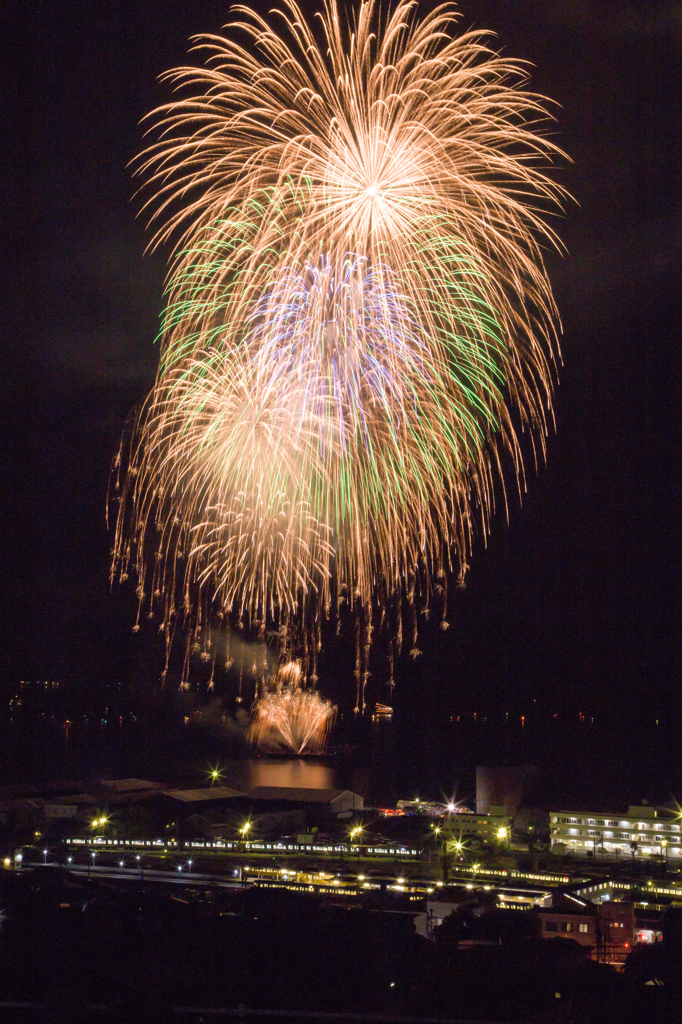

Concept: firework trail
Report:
left=250, top=662, right=336, bottom=754
left=111, top=1, right=568, bottom=706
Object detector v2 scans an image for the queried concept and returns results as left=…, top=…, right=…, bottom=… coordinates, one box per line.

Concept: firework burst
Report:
left=250, top=662, right=336, bottom=754
left=111, top=1, right=569, bottom=705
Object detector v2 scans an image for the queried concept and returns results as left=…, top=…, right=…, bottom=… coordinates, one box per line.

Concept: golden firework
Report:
left=111, top=2, right=569, bottom=705
left=250, top=661, right=336, bottom=753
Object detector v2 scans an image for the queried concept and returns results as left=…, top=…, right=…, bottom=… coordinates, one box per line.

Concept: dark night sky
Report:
left=3, top=1, right=680, bottom=734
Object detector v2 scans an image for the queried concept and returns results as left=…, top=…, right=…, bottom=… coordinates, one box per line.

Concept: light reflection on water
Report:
left=221, top=758, right=336, bottom=794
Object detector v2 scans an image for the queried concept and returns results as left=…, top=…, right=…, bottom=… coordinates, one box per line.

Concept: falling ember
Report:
left=250, top=662, right=336, bottom=754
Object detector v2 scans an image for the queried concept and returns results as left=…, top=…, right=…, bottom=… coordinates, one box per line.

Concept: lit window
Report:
left=561, top=922, right=573, bottom=933
left=579, top=923, right=589, bottom=933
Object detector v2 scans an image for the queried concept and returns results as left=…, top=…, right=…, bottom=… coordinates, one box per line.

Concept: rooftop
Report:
left=248, top=786, right=350, bottom=804
left=101, top=779, right=165, bottom=793
left=163, top=787, right=245, bottom=803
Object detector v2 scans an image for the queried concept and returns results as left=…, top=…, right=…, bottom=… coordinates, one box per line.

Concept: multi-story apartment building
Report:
left=549, top=804, right=681, bottom=859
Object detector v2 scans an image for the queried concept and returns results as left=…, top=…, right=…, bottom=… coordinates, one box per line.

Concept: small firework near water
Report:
left=250, top=662, right=336, bottom=754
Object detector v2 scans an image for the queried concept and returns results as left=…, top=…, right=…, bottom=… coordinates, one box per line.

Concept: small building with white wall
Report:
left=445, top=808, right=513, bottom=848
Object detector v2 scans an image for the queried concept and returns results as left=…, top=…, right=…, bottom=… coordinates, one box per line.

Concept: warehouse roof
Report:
left=163, top=787, right=245, bottom=803
left=248, top=786, right=355, bottom=804
left=101, top=779, right=165, bottom=792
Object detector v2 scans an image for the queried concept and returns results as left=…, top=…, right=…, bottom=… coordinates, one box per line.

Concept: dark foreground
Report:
left=0, top=870, right=679, bottom=1024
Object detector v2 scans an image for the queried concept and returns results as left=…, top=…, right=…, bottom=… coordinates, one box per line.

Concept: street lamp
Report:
left=88, top=851, right=96, bottom=880
left=431, top=825, right=442, bottom=861
left=43, top=849, right=48, bottom=864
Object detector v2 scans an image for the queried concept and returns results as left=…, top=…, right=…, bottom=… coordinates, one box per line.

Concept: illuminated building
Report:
left=549, top=805, right=681, bottom=859
left=445, top=810, right=513, bottom=848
